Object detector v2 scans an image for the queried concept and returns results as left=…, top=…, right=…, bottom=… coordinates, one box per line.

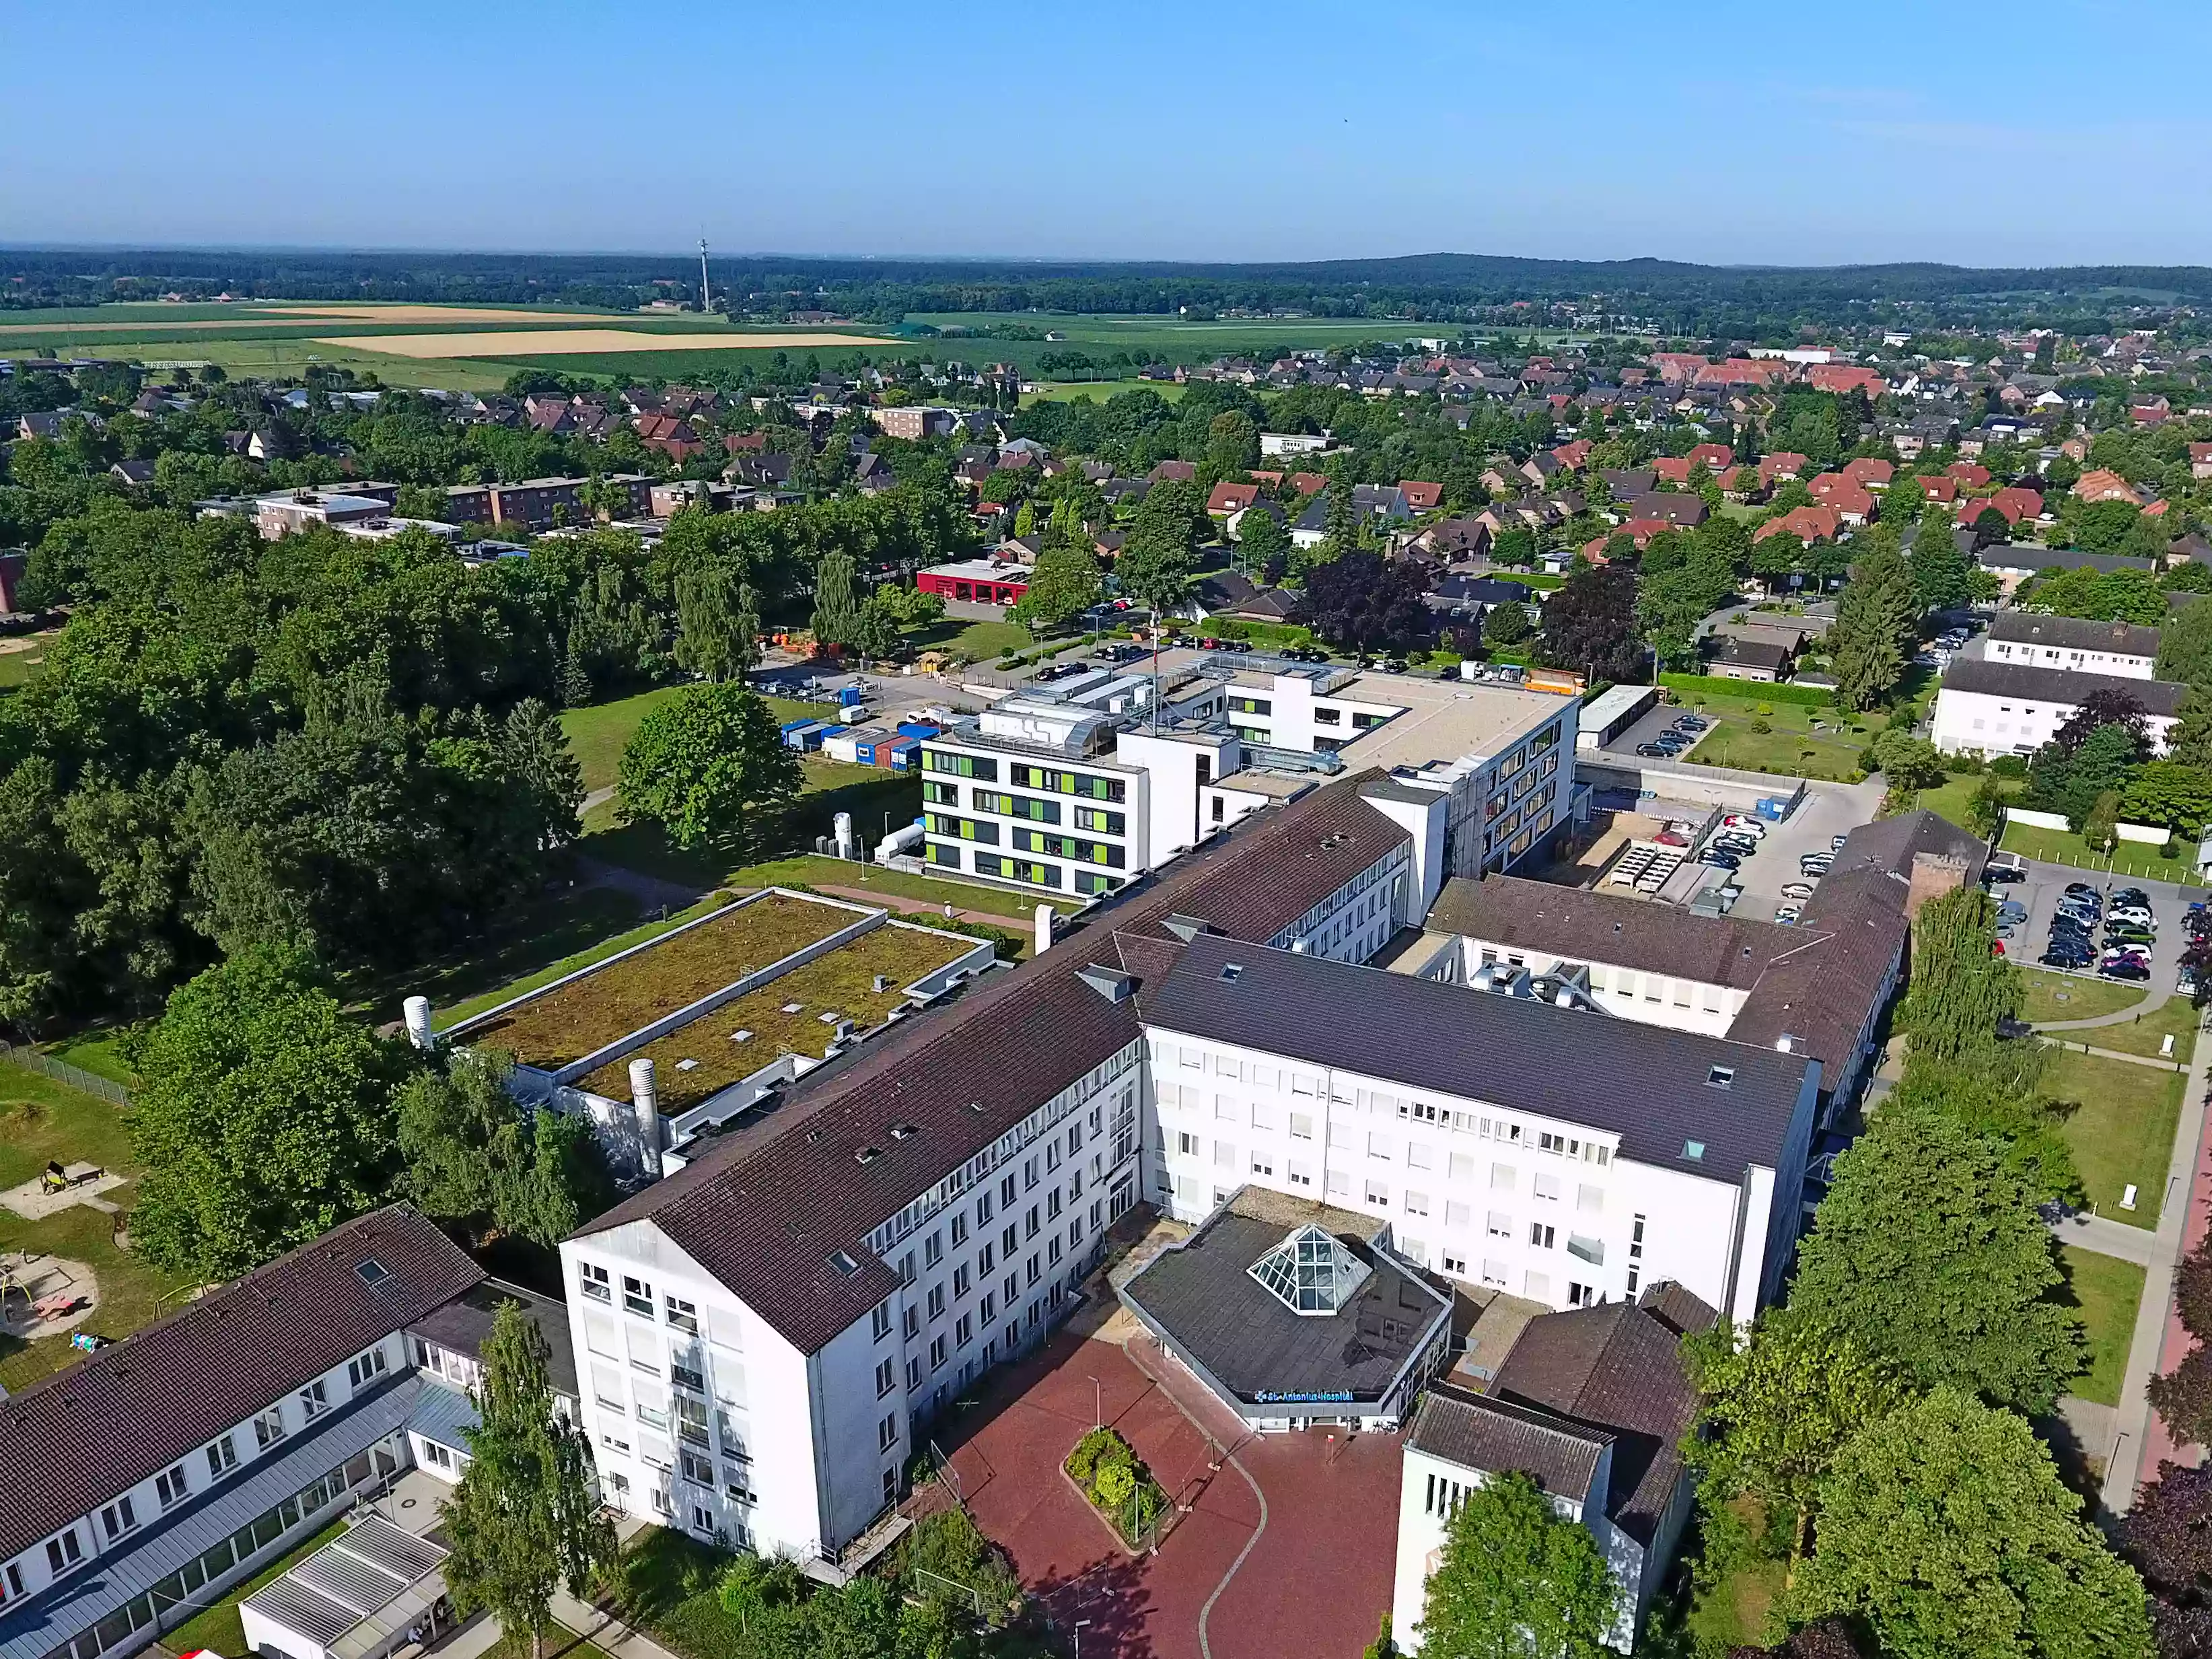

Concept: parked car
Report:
left=1721, top=813, right=1766, bottom=833
left=1781, top=882, right=1816, bottom=900
left=2110, top=907, right=2155, bottom=928
left=1985, top=864, right=2027, bottom=884
left=1636, top=744, right=1672, bottom=758
left=1830, top=834, right=1849, bottom=850
left=1699, top=851, right=1742, bottom=871
left=1775, top=905, right=1804, bottom=925
left=2101, top=958, right=2153, bottom=981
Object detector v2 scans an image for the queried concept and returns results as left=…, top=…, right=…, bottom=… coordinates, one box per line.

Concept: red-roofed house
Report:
left=1652, top=456, right=1692, bottom=485
left=1945, top=462, right=1992, bottom=489
left=1806, top=363, right=1886, bottom=397
left=1651, top=353, right=1709, bottom=384
left=1694, top=360, right=1781, bottom=388
left=1688, top=443, right=1736, bottom=472
left=1287, top=471, right=1329, bottom=497
left=1829, top=487, right=1874, bottom=524
left=1754, top=505, right=1843, bottom=544
left=2145, top=498, right=2171, bottom=518
left=1840, top=456, right=1894, bottom=489
left=1207, top=480, right=1260, bottom=516
left=2191, top=444, right=2212, bottom=481
left=1398, top=480, right=1444, bottom=512
left=1807, top=472, right=1848, bottom=499
left=1987, top=486, right=2044, bottom=526
left=1908, top=474, right=1958, bottom=505
left=1758, top=452, right=1809, bottom=485
left=1550, top=440, right=1592, bottom=470
left=2073, top=469, right=2142, bottom=505
left=1149, top=460, right=1196, bottom=484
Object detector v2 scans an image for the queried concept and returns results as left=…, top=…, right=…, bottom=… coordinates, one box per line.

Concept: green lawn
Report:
left=2081, top=995, right=2203, bottom=1065
left=2001, top=820, right=2202, bottom=884
left=2061, top=1245, right=2147, bottom=1409
left=2021, top=968, right=2149, bottom=1024
left=1023, top=378, right=1186, bottom=404
left=161, top=1519, right=349, bottom=1658
left=0, top=1063, right=192, bottom=1392
left=2047, top=1048, right=2184, bottom=1229
left=36, top=1030, right=139, bottom=1086
left=0, top=634, right=53, bottom=690
left=561, top=689, right=834, bottom=796
left=908, top=617, right=1034, bottom=662
left=1686, top=695, right=1890, bottom=781
left=1683, top=1545, right=1785, bottom=1653
left=1913, top=771, right=2016, bottom=834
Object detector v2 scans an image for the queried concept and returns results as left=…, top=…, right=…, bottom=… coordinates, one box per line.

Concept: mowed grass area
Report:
left=2061, top=1245, right=2147, bottom=1409
left=559, top=686, right=834, bottom=796
left=1913, top=769, right=2017, bottom=833
left=2021, top=968, right=2149, bottom=1024
left=1668, top=693, right=1884, bottom=782
left=1023, top=378, right=1186, bottom=404
left=2047, top=1047, right=2183, bottom=1228
left=2085, top=995, right=2204, bottom=1065
left=908, top=616, right=1034, bottom=662
left=0, top=1064, right=192, bottom=1393
left=0, top=632, right=55, bottom=690
left=2001, top=820, right=2203, bottom=885
left=161, top=1520, right=349, bottom=1658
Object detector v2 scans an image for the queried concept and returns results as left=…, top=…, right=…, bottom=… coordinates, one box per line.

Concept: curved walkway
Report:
left=2034, top=999, right=2159, bottom=1032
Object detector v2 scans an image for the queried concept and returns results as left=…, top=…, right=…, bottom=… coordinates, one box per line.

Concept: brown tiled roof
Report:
left=0, top=1207, right=479, bottom=1562
left=1406, top=1385, right=1608, bottom=1503
left=1494, top=1302, right=1701, bottom=1545
left=1427, top=876, right=1793, bottom=993
left=575, top=776, right=1413, bottom=1354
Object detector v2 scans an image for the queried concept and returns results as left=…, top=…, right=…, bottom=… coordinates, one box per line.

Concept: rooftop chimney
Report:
left=402, top=995, right=437, bottom=1052
left=1906, top=850, right=1971, bottom=919
left=630, top=1058, right=664, bottom=1180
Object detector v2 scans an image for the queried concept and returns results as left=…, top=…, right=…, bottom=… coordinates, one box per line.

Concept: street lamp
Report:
left=1088, top=1374, right=1101, bottom=1429
left=1075, top=1618, right=1093, bottom=1659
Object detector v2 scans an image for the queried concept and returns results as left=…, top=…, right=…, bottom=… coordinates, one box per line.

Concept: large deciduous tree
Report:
left=809, top=547, right=861, bottom=649
left=128, top=945, right=414, bottom=1281
left=1682, top=1308, right=1909, bottom=1572
left=443, top=1302, right=616, bottom=1659
left=1787, top=1104, right=2087, bottom=1414
left=398, top=1047, right=613, bottom=1247
left=1118, top=477, right=1205, bottom=616
left=1788, top=1388, right=2154, bottom=1659
left=614, top=682, right=802, bottom=855
left=1538, top=561, right=1643, bottom=683
left=1010, top=545, right=1103, bottom=633
left=1415, top=1471, right=1620, bottom=1659
left=1304, top=551, right=1434, bottom=654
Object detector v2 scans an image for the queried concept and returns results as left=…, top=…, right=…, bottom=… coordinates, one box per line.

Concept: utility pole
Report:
left=698, top=238, right=712, bottom=315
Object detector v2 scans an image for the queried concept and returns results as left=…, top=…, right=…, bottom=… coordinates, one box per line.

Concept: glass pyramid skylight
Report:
left=1248, top=1224, right=1371, bottom=1316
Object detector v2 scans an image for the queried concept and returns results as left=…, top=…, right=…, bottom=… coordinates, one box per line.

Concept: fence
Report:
left=0, top=1041, right=131, bottom=1105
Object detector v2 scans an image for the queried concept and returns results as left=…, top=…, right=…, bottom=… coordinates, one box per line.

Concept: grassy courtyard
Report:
left=2060, top=1244, right=2147, bottom=1409
left=1672, top=695, right=1886, bottom=783
left=2047, top=1047, right=2183, bottom=1229
left=561, top=687, right=834, bottom=796
left=2001, top=820, right=2202, bottom=885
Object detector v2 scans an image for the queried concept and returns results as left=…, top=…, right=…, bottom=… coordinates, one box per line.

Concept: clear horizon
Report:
left=4, top=1, right=2209, bottom=266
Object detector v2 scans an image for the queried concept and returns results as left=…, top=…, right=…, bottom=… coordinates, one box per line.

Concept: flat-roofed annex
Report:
left=1336, top=674, right=1569, bottom=771
left=454, top=892, right=856, bottom=1070
left=579, top=921, right=981, bottom=1112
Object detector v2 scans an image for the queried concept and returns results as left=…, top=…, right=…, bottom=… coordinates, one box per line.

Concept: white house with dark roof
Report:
left=1391, top=1285, right=1716, bottom=1654
left=1931, top=658, right=2186, bottom=755
left=0, top=1209, right=502, bottom=1659
left=1985, top=612, right=2160, bottom=680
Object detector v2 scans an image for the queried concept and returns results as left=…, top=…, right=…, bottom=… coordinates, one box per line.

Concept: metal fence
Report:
left=0, top=1041, right=131, bottom=1106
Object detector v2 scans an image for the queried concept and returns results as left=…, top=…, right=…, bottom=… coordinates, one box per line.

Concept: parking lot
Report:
left=1993, top=859, right=2206, bottom=993
left=1692, top=784, right=1875, bottom=923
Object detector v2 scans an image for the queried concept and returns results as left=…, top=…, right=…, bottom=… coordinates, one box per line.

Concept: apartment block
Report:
left=1983, top=612, right=2160, bottom=680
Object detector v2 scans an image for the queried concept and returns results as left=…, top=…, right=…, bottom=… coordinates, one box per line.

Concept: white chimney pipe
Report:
left=1034, top=903, right=1055, bottom=956
left=402, top=995, right=436, bottom=1051
left=630, top=1058, right=664, bottom=1180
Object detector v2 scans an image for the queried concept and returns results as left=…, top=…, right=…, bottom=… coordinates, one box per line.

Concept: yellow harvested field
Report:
left=326, top=328, right=892, bottom=358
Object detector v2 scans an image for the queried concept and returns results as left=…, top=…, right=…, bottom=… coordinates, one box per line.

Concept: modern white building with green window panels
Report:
left=919, top=660, right=1582, bottom=901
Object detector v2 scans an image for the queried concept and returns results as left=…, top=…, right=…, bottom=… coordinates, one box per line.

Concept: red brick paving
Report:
left=2141, top=1084, right=2212, bottom=1480
left=933, top=1322, right=1400, bottom=1659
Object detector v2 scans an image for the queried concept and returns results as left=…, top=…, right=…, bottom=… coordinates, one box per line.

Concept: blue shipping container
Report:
left=783, top=721, right=827, bottom=750
left=839, top=686, right=865, bottom=707
left=896, top=721, right=942, bottom=740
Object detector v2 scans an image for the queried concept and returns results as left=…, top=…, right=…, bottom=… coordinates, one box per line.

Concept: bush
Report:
left=1991, top=754, right=2030, bottom=779
left=1750, top=719, right=1773, bottom=734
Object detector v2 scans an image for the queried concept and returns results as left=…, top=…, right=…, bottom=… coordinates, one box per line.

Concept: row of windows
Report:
left=926, top=841, right=1126, bottom=894
left=1008, top=763, right=1125, bottom=802
left=1011, top=827, right=1125, bottom=866
left=579, top=1263, right=707, bottom=1339
left=924, top=750, right=999, bottom=781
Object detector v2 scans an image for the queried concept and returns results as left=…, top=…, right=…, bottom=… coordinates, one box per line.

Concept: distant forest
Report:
left=5, top=246, right=2211, bottom=337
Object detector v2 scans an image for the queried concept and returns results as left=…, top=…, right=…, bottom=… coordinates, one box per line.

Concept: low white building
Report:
left=1985, top=612, right=2160, bottom=680
left=1931, top=659, right=2185, bottom=756
left=0, top=1210, right=510, bottom=1659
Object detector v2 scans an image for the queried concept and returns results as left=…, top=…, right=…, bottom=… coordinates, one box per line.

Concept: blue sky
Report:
left=5, top=1, right=2208, bottom=267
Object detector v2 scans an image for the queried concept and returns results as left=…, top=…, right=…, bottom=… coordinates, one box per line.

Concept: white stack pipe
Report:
left=834, top=811, right=857, bottom=859
left=1035, top=904, right=1055, bottom=956
left=630, top=1058, right=664, bottom=1180
left=402, top=996, right=437, bottom=1051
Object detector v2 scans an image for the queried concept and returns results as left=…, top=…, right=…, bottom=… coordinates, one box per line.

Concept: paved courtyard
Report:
left=932, top=1313, right=1402, bottom=1659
